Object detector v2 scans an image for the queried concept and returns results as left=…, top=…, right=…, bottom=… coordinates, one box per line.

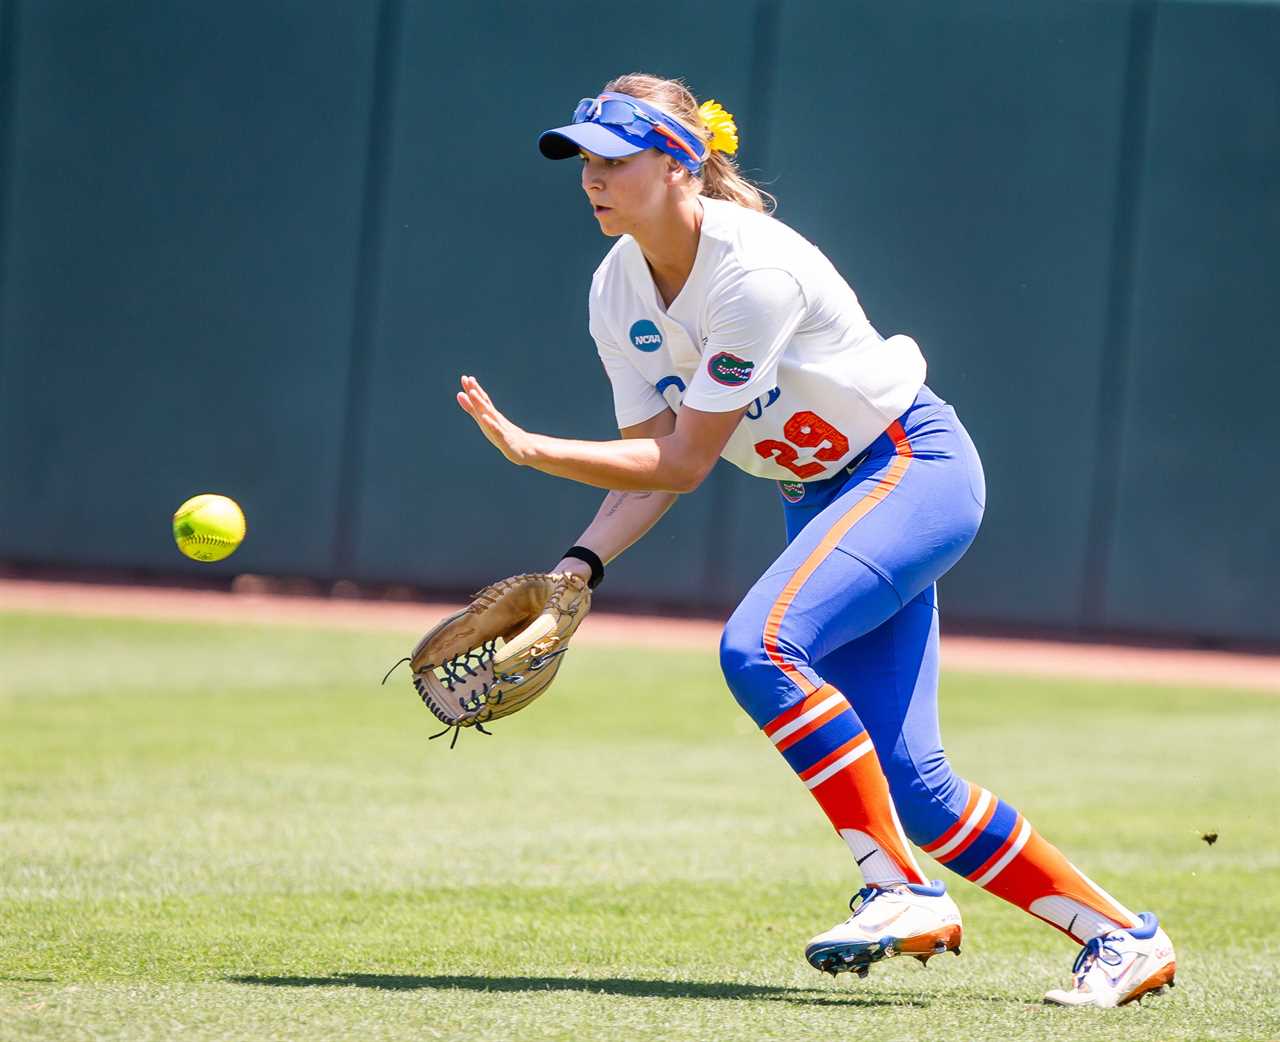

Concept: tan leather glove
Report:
left=403, top=572, right=591, bottom=745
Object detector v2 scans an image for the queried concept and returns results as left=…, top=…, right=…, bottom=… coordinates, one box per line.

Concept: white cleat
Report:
left=805, top=880, right=963, bottom=978
left=1044, top=913, right=1177, bottom=1007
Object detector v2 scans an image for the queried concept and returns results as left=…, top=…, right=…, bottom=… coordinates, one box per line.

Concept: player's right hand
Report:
left=456, top=374, right=536, bottom=466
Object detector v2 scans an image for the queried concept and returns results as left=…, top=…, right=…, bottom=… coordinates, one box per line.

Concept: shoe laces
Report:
left=1071, top=931, right=1125, bottom=985
left=847, top=885, right=893, bottom=918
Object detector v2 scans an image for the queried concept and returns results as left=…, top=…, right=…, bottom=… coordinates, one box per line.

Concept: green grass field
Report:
left=2, top=611, right=1278, bottom=1041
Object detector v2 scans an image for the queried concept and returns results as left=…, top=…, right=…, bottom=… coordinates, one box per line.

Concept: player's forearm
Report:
left=552, top=489, right=678, bottom=580
left=523, top=432, right=705, bottom=493
left=584, top=489, right=679, bottom=562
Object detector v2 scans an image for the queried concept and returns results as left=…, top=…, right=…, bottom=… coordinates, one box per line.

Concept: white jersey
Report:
left=588, top=196, right=926, bottom=482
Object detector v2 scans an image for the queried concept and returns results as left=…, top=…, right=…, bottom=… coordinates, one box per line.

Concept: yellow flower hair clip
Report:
left=698, top=99, right=739, bottom=156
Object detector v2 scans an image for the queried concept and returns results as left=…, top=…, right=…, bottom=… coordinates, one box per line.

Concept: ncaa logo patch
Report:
left=629, top=319, right=663, bottom=352
left=707, top=351, right=754, bottom=386
left=779, top=481, right=806, bottom=503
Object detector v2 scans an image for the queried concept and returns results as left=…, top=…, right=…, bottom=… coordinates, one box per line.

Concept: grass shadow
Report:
left=229, top=973, right=929, bottom=1008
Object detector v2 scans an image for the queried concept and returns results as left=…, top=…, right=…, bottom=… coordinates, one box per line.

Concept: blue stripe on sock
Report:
left=943, top=799, right=1019, bottom=878
left=779, top=709, right=862, bottom=776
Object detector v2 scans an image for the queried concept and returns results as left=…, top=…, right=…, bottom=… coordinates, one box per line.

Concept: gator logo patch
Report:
left=779, top=481, right=806, bottom=503
left=629, top=319, right=663, bottom=352
left=707, top=351, right=754, bottom=386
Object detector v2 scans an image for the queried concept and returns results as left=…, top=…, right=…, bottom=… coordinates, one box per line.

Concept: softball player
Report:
left=456, top=72, right=1176, bottom=1007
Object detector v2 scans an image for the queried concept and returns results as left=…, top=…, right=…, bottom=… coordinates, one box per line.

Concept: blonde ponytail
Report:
left=700, top=148, right=776, bottom=213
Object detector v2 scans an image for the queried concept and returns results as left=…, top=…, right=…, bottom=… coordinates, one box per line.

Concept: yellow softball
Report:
left=172, top=493, right=246, bottom=562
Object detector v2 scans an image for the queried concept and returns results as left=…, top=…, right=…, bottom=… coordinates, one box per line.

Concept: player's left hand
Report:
left=456, top=374, right=534, bottom=465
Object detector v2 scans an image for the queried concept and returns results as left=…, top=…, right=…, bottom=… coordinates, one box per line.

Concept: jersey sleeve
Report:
left=681, top=267, right=806, bottom=413
left=590, top=309, right=669, bottom=430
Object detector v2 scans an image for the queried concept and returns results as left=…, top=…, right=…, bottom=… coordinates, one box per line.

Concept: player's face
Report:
left=579, top=149, right=675, bottom=236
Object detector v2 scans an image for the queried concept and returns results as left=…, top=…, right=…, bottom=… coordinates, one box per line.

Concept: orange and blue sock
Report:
left=762, top=687, right=927, bottom=888
left=921, top=783, right=1140, bottom=941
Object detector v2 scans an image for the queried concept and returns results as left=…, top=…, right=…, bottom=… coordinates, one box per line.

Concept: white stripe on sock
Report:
left=769, top=692, right=847, bottom=746
left=929, top=788, right=991, bottom=859
left=971, top=819, right=1031, bottom=887
left=804, top=737, right=873, bottom=789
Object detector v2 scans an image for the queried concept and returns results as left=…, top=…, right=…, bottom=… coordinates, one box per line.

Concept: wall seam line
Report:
left=703, top=0, right=783, bottom=607
left=332, top=0, right=404, bottom=578
left=0, top=0, right=20, bottom=535
left=1080, top=0, right=1158, bottom=629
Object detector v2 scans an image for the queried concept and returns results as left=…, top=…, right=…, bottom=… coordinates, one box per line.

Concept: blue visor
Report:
left=538, top=92, right=706, bottom=173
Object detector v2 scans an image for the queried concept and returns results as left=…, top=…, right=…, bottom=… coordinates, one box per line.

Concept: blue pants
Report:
left=720, top=385, right=986, bottom=846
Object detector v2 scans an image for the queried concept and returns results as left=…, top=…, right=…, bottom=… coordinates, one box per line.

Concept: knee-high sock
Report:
left=763, top=686, right=926, bottom=888
left=921, top=783, right=1140, bottom=942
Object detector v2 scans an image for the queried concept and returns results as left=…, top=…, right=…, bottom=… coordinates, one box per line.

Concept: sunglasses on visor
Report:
left=572, top=96, right=705, bottom=167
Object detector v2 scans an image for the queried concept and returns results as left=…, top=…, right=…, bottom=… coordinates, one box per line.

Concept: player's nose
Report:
left=581, top=161, right=605, bottom=191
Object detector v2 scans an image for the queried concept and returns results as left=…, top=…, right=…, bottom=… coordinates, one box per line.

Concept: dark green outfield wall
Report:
left=0, top=0, right=378, bottom=577
left=0, top=0, right=1276, bottom=642
left=1100, top=2, right=1280, bottom=643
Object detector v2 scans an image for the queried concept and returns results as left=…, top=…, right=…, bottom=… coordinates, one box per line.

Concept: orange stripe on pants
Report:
left=758, top=422, right=922, bottom=884
left=761, top=421, right=913, bottom=697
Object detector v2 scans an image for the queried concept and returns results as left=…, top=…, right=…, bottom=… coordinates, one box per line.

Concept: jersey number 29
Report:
left=753, top=410, right=849, bottom=479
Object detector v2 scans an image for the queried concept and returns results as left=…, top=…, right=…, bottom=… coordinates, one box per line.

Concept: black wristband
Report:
left=563, top=545, right=605, bottom=590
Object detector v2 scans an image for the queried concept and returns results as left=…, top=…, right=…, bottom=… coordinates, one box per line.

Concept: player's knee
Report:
left=718, top=610, right=774, bottom=723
